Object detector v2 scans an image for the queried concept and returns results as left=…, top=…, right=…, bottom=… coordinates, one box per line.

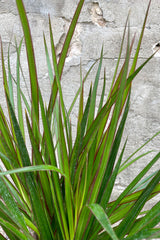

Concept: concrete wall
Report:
left=0, top=0, right=160, bottom=198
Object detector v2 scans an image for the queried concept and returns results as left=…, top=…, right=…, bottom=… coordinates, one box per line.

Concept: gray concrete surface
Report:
left=0, top=0, right=160, bottom=227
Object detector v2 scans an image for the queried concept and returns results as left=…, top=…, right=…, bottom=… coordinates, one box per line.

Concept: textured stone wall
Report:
left=0, top=0, right=160, bottom=198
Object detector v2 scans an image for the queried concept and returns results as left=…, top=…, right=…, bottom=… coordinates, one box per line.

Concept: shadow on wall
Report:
left=152, top=41, right=160, bottom=58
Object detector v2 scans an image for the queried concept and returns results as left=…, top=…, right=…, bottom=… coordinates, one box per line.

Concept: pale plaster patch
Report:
left=56, top=24, right=82, bottom=62
left=88, top=2, right=107, bottom=27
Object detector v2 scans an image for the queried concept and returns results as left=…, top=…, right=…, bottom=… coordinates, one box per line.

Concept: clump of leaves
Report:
left=0, top=0, right=159, bottom=239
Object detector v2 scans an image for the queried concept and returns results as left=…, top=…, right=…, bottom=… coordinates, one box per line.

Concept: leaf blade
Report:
left=89, top=204, right=119, bottom=240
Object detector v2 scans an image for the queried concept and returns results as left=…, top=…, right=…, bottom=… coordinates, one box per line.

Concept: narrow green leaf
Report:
left=89, top=27, right=130, bottom=205
left=77, top=70, right=84, bottom=130
left=89, top=204, right=119, bottom=240
left=126, top=52, right=155, bottom=88
left=108, top=13, right=129, bottom=96
left=98, top=68, right=106, bottom=112
left=0, top=218, right=32, bottom=240
left=49, top=17, right=70, bottom=150
left=119, top=151, right=154, bottom=173
left=15, top=38, right=25, bottom=138
left=87, top=94, right=130, bottom=240
left=49, top=17, right=66, bottom=121
left=23, top=216, right=40, bottom=239
left=126, top=229, right=160, bottom=240
left=47, top=0, right=85, bottom=119
left=129, top=0, right=151, bottom=74
left=100, top=92, right=130, bottom=206
left=0, top=165, right=65, bottom=177
left=120, top=131, right=160, bottom=171
left=6, top=95, right=31, bottom=167
left=54, top=100, right=63, bottom=169
left=1, top=39, right=9, bottom=103
left=0, top=177, right=28, bottom=232
left=43, top=33, right=54, bottom=85
left=68, top=58, right=99, bottom=116
left=39, top=90, right=69, bottom=239
left=7, top=43, right=15, bottom=109
left=39, top=89, right=57, bottom=166
left=87, top=47, right=103, bottom=128
left=6, top=94, right=53, bottom=239
left=26, top=112, right=54, bottom=212
left=116, top=170, right=160, bottom=239
left=124, top=0, right=152, bottom=106
left=109, top=182, right=160, bottom=209
left=131, top=170, right=158, bottom=193
left=107, top=152, right=160, bottom=217
left=71, top=86, right=92, bottom=184
left=127, top=200, right=160, bottom=238
left=15, top=0, right=39, bottom=138
left=2, top=175, right=31, bottom=215
left=58, top=105, right=74, bottom=239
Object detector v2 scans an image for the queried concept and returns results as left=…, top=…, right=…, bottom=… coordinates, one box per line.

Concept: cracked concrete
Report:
left=0, top=0, right=160, bottom=214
